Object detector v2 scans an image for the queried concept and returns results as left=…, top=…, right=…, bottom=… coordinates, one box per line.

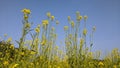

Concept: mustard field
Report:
left=0, top=8, right=119, bottom=68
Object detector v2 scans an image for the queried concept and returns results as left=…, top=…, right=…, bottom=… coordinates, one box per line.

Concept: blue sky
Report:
left=0, top=0, right=120, bottom=57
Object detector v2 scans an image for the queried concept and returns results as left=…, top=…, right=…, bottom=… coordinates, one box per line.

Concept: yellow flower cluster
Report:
left=68, top=16, right=71, bottom=21
left=83, top=28, right=87, bottom=36
left=0, top=52, right=2, bottom=55
left=25, top=23, right=31, bottom=28
left=64, top=26, right=68, bottom=31
left=10, top=44, right=14, bottom=50
left=21, top=8, right=31, bottom=21
left=30, top=51, right=36, bottom=55
left=24, top=14, right=28, bottom=20
left=56, top=20, right=59, bottom=25
left=84, top=15, right=88, bottom=21
left=41, top=35, right=47, bottom=46
left=76, top=11, right=82, bottom=21
left=42, top=20, right=49, bottom=29
left=41, top=39, right=47, bottom=46
left=51, top=16, right=55, bottom=21
left=35, top=24, right=40, bottom=33
left=68, top=34, right=72, bottom=39
left=35, top=28, right=40, bottom=33
left=98, top=61, right=104, bottom=66
left=42, top=20, right=49, bottom=25
left=77, top=16, right=82, bottom=21
left=71, top=21, right=75, bottom=28
left=46, top=12, right=51, bottom=18
left=21, top=52, right=25, bottom=56
left=37, top=24, right=40, bottom=28
left=12, top=64, right=19, bottom=68
left=4, top=34, right=7, bottom=37
left=80, top=38, right=84, bottom=45
left=113, top=65, right=117, bottom=68
left=46, top=12, right=55, bottom=21
left=76, top=11, right=80, bottom=17
left=7, top=37, right=12, bottom=42
left=22, top=8, right=31, bottom=14
left=3, top=61, right=9, bottom=66
left=51, top=27, right=55, bottom=31
left=65, top=41, right=71, bottom=46
left=22, top=8, right=31, bottom=20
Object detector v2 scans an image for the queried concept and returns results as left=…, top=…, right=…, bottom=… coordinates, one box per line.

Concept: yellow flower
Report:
left=46, top=12, right=51, bottom=18
left=15, top=49, right=18, bottom=53
left=66, top=41, right=71, bottom=46
left=68, top=34, right=72, bottom=39
left=35, top=28, right=40, bottom=33
left=34, top=38, right=39, bottom=43
left=42, top=20, right=49, bottom=29
left=77, top=16, right=82, bottom=21
left=93, top=26, right=96, bottom=32
left=24, top=14, right=28, bottom=20
left=57, top=66, right=61, bottom=68
left=12, top=64, right=19, bottom=68
left=10, top=58, right=13, bottom=61
left=4, top=34, right=7, bottom=37
left=42, top=20, right=49, bottom=25
left=0, top=58, right=3, bottom=60
left=79, top=16, right=82, bottom=20
left=64, top=26, right=68, bottom=31
left=10, top=44, right=14, bottom=50
left=30, top=63, right=34, bottom=66
left=36, top=62, right=39, bottom=65
left=7, top=37, right=12, bottom=42
left=51, top=27, right=55, bottom=31
left=21, top=52, right=24, bottom=56
left=68, top=16, right=71, bottom=21
left=71, top=21, right=74, bottom=28
left=88, top=52, right=93, bottom=58
left=25, top=23, right=31, bottom=28
left=42, top=24, right=47, bottom=29
left=83, top=28, right=87, bottom=36
left=49, top=65, right=52, bottom=68
left=113, top=65, right=117, bottom=68
left=98, top=61, right=104, bottom=66
left=53, top=34, right=57, bottom=38
left=37, top=24, right=40, bottom=28
left=30, top=51, right=36, bottom=55
left=41, top=39, right=47, bottom=46
left=40, top=56, right=43, bottom=60
left=84, top=15, right=88, bottom=21
left=51, top=16, right=55, bottom=21
left=3, top=61, right=9, bottom=65
left=76, top=11, right=80, bottom=17
left=22, top=8, right=31, bottom=14
left=56, top=20, right=59, bottom=24
left=54, top=56, right=59, bottom=61
left=80, top=38, right=84, bottom=45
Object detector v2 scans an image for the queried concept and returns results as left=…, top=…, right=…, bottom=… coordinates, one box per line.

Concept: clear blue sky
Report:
left=0, top=0, right=120, bottom=57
